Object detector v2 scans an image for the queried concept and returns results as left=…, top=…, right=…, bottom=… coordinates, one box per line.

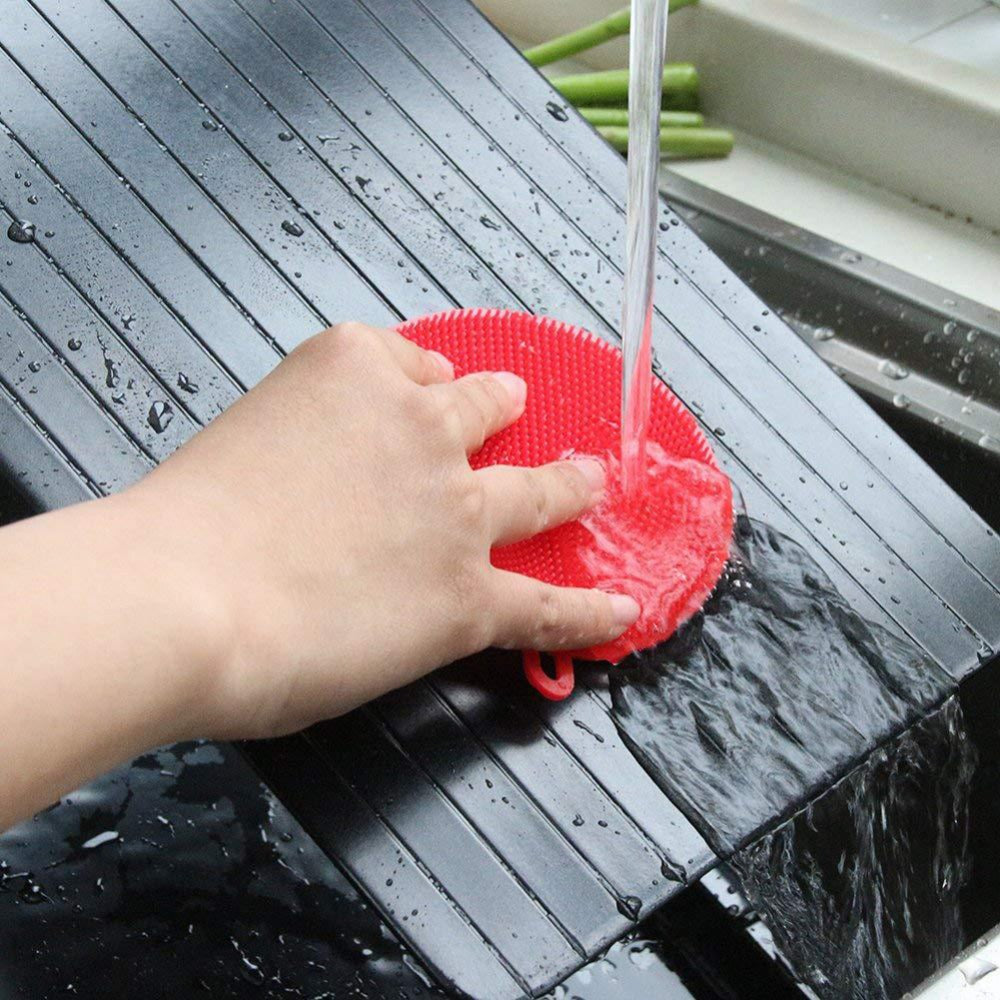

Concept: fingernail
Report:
left=430, top=350, right=454, bottom=379
left=609, top=594, right=641, bottom=628
left=493, top=371, right=527, bottom=411
left=573, top=458, right=606, bottom=497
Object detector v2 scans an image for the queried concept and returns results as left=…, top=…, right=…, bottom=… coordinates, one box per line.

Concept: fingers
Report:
left=373, top=327, right=454, bottom=385
left=480, top=458, right=605, bottom=545
left=432, top=371, right=526, bottom=454
left=490, top=571, right=640, bottom=651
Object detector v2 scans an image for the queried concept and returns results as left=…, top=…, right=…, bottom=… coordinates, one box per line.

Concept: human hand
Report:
left=129, top=322, right=640, bottom=739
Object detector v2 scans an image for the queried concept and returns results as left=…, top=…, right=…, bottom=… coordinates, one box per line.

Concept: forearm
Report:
left=0, top=491, right=222, bottom=829
left=0, top=322, right=638, bottom=830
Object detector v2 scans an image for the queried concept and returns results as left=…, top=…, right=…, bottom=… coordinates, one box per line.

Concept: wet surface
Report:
left=733, top=697, right=973, bottom=999
left=0, top=742, right=443, bottom=1000
left=610, top=516, right=950, bottom=854
left=611, top=517, right=976, bottom=998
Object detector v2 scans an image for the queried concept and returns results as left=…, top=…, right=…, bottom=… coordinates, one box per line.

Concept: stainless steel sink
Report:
left=663, top=173, right=1000, bottom=530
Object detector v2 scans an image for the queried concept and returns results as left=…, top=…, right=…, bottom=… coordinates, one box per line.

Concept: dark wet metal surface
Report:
left=2, top=1, right=1000, bottom=996
left=0, top=741, right=444, bottom=1000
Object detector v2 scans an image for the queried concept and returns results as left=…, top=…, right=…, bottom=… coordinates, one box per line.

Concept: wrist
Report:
left=104, top=485, right=237, bottom=745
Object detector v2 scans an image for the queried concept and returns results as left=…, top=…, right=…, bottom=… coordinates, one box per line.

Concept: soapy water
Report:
left=610, top=515, right=975, bottom=998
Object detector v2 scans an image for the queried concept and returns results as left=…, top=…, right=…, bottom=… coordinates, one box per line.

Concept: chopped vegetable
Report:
left=523, top=0, right=699, bottom=68
left=578, top=107, right=704, bottom=128
left=597, top=125, right=734, bottom=158
left=550, top=64, right=700, bottom=111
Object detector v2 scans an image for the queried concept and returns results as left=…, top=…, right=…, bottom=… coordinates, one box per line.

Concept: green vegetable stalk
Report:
left=578, top=107, right=704, bottom=128
left=523, top=0, right=699, bottom=68
left=550, top=64, right=699, bottom=111
left=597, top=125, right=734, bottom=158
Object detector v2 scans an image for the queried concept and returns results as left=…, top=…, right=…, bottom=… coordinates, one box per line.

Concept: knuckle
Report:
left=297, top=323, right=371, bottom=367
left=558, top=462, right=592, bottom=507
left=449, top=567, right=493, bottom=649
left=521, top=469, right=550, bottom=531
left=417, top=348, right=441, bottom=382
left=456, top=476, right=488, bottom=527
left=399, top=385, right=438, bottom=428
left=533, top=587, right=563, bottom=646
left=437, top=395, right=466, bottom=442
left=480, top=374, right=508, bottom=411
left=465, top=381, right=494, bottom=429
left=335, top=320, right=371, bottom=341
left=294, top=326, right=343, bottom=363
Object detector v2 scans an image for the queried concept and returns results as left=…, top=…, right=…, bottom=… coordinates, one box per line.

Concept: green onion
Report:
left=523, top=0, right=699, bottom=68
left=597, top=125, right=734, bottom=158
left=550, top=64, right=699, bottom=111
left=578, top=107, right=704, bottom=128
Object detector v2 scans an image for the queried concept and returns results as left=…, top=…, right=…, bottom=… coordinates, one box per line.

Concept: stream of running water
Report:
left=620, top=0, right=668, bottom=493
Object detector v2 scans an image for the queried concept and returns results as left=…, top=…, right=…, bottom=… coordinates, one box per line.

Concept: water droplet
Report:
left=616, top=895, right=643, bottom=921
left=67, top=337, right=81, bottom=351
left=877, top=359, right=909, bottom=380
left=81, top=830, right=119, bottom=850
left=812, top=326, right=835, bottom=342
left=148, top=400, right=174, bottom=434
left=839, top=250, right=861, bottom=265
left=19, top=880, right=47, bottom=905
left=572, top=814, right=584, bottom=827
left=978, top=433, right=1000, bottom=452
left=281, top=220, right=303, bottom=238
left=6, top=219, right=35, bottom=244
left=958, top=368, right=972, bottom=386
left=28, top=360, right=40, bottom=373
left=201, top=119, right=218, bottom=131
left=231, top=940, right=265, bottom=985
left=277, top=130, right=293, bottom=142
left=959, top=957, right=997, bottom=985
left=479, top=215, right=501, bottom=231
left=943, top=320, right=958, bottom=335
left=892, top=393, right=911, bottom=410
left=26, top=194, right=38, bottom=206
left=104, top=357, right=119, bottom=388
left=177, top=371, right=199, bottom=394
left=121, top=313, right=136, bottom=330
left=546, top=101, right=569, bottom=122
left=660, top=858, right=687, bottom=882
left=572, top=719, right=605, bottom=743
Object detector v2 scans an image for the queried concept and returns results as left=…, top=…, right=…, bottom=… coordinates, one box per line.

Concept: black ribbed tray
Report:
left=2, top=2, right=999, bottom=997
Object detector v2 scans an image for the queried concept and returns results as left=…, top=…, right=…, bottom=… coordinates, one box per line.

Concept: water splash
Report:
left=732, top=697, right=973, bottom=999
left=610, top=517, right=974, bottom=997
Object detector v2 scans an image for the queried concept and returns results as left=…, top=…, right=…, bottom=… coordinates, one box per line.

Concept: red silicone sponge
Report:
left=397, top=309, right=733, bottom=700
